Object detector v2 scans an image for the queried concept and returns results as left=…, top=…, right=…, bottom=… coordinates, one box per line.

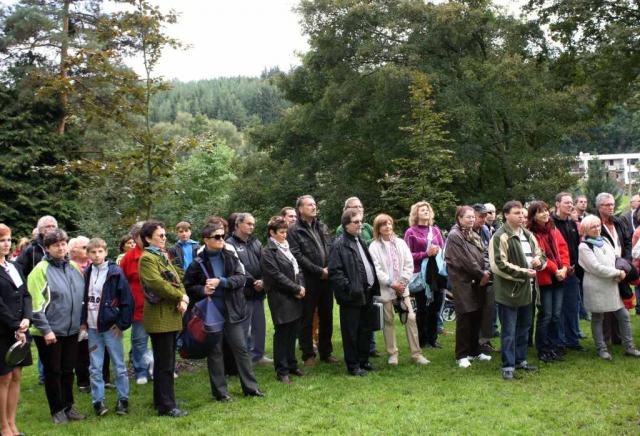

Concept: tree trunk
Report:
left=57, top=0, right=70, bottom=135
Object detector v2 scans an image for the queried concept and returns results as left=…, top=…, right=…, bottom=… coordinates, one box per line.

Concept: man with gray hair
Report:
left=335, top=197, right=374, bottom=245
left=16, top=215, right=58, bottom=276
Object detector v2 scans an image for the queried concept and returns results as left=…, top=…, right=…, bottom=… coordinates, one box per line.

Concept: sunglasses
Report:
left=205, top=234, right=225, bottom=241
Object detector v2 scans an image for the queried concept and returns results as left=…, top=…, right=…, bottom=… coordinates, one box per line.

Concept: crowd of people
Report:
left=1, top=190, right=640, bottom=430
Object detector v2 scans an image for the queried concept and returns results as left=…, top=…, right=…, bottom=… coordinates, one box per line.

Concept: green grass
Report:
left=16, top=308, right=640, bottom=435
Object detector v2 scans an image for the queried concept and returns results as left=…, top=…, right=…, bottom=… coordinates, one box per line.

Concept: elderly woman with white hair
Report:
left=578, top=214, right=640, bottom=360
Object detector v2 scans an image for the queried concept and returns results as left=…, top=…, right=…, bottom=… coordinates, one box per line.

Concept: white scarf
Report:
left=271, top=238, right=299, bottom=276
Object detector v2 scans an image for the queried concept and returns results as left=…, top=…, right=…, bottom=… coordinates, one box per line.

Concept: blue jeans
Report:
left=88, top=328, right=129, bottom=403
left=498, top=303, right=532, bottom=370
left=559, top=275, right=581, bottom=347
left=130, top=321, right=153, bottom=378
left=535, top=284, right=563, bottom=352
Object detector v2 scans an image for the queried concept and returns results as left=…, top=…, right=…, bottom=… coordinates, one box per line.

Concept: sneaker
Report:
left=515, top=362, right=538, bottom=372
left=158, top=408, right=188, bottom=418
left=457, top=357, right=471, bottom=368
left=502, top=369, right=514, bottom=381
left=136, top=376, right=148, bottom=385
left=115, top=399, right=129, bottom=415
left=255, top=356, right=274, bottom=366
left=52, top=410, right=69, bottom=425
left=78, top=385, right=90, bottom=394
left=479, top=342, right=498, bottom=354
left=93, top=401, right=108, bottom=417
left=105, top=382, right=116, bottom=390
left=173, top=372, right=178, bottom=379
left=388, top=354, right=399, bottom=366
left=320, top=355, right=340, bottom=364
left=413, top=355, right=430, bottom=365
left=598, top=350, right=612, bottom=361
left=470, top=353, right=491, bottom=362
left=65, top=406, right=86, bottom=421
left=625, top=348, right=640, bottom=357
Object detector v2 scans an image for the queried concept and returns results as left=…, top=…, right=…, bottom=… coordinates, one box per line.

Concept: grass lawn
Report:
left=16, top=307, right=640, bottom=435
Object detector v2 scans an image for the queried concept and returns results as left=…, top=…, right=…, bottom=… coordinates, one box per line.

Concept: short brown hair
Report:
left=175, top=221, right=191, bottom=232
left=372, top=214, right=394, bottom=240
left=267, top=216, right=288, bottom=234
left=502, top=200, right=523, bottom=215
left=87, top=238, right=107, bottom=251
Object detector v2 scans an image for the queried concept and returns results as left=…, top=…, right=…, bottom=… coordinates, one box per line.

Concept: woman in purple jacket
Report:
left=404, top=201, right=447, bottom=348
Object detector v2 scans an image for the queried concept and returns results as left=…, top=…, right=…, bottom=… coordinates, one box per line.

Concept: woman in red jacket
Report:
left=527, top=201, right=570, bottom=363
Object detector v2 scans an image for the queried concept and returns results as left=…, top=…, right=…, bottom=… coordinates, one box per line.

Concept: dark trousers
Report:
left=149, top=332, right=177, bottom=414
left=207, top=321, right=258, bottom=399
left=76, top=339, right=110, bottom=386
left=455, top=310, right=482, bottom=360
left=339, top=303, right=373, bottom=372
left=34, top=334, right=79, bottom=415
left=416, top=289, right=444, bottom=347
left=536, top=284, right=563, bottom=353
left=273, top=318, right=301, bottom=376
left=479, top=285, right=496, bottom=342
left=300, top=279, right=333, bottom=360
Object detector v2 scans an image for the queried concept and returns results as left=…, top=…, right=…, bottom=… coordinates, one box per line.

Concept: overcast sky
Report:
left=146, top=0, right=527, bottom=82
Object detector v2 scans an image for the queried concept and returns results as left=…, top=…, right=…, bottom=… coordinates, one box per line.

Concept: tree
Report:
left=580, top=158, right=622, bottom=212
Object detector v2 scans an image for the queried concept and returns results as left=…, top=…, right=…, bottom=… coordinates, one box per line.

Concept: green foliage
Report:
left=0, top=85, right=80, bottom=237
left=150, top=76, right=291, bottom=128
left=380, top=72, right=462, bottom=227
left=580, top=158, right=622, bottom=212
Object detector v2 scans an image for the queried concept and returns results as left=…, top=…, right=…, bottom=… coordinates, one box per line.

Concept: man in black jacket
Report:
left=287, top=195, right=338, bottom=366
left=15, top=215, right=58, bottom=277
left=329, top=209, right=380, bottom=376
left=226, top=213, right=272, bottom=365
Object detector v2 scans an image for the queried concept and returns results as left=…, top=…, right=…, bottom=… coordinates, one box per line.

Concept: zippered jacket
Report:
left=28, top=257, right=85, bottom=337
left=81, top=261, right=134, bottom=333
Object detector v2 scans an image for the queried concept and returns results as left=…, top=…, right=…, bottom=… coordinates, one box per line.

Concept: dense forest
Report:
left=1, top=0, right=639, bottom=245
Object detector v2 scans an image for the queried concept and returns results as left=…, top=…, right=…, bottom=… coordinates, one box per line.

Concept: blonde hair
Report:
left=579, top=215, right=601, bottom=237
left=68, top=236, right=90, bottom=251
left=372, top=214, right=395, bottom=240
left=87, top=238, right=108, bottom=251
left=409, top=201, right=434, bottom=226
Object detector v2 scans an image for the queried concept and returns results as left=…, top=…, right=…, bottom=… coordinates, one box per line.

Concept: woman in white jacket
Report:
left=578, top=215, right=640, bottom=360
left=368, top=214, right=429, bottom=366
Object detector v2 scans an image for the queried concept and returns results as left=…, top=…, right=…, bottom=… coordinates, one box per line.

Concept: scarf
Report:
left=383, top=237, right=401, bottom=283
left=584, top=236, right=605, bottom=248
left=271, top=238, right=299, bottom=276
left=455, top=224, right=484, bottom=252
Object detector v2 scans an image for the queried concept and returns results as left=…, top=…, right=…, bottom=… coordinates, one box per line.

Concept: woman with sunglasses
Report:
left=368, top=214, right=429, bottom=366
left=138, top=220, right=189, bottom=418
left=183, top=223, right=263, bottom=401
left=444, top=206, right=492, bottom=368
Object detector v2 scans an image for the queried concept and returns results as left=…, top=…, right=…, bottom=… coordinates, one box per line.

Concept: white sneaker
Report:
left=457, top=357, right=472, bottom=368
left=136, top=376, right=148, bottom=385
left=471, top=353, right=492, bottom=362
left=256, top=356, right=274, bottom=366
left=388, top=355, right=399, bottom=366
left=413, top=355, right=430, bottom=365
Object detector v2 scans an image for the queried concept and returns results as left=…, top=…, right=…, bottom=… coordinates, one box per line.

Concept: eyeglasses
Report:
left=205, top=234, right=225, bottom=240
left=156, top=234, right=167, bottom=239
left=486, top=211, right=495, bottom=214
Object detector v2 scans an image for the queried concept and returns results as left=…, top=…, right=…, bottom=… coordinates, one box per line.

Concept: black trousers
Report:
left=34, top=334, right=79, bottom=415
left=207, top=321, right=258, bottom=399
left=149, top=332, right=177, bottom=414
left=455, top=310, right=482, bottom=360
left=300, top=279, right=333, bottom=360
left=76, top=339, right=111, bottom=386
left=273, top=318, right=301, bottom=376
left=339, top=303, right=373, bottom=372
left=415, top=289, right=444, bottom=347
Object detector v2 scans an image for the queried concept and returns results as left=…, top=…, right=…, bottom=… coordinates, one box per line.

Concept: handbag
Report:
left=615, top=257, right=637, bottom=299
left=371, top=301, right=384, bottom=331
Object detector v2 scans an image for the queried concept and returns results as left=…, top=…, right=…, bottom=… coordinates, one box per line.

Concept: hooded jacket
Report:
left=28, top=257, right=85, bottom=337
left=81, top=261, right=134, bottom=333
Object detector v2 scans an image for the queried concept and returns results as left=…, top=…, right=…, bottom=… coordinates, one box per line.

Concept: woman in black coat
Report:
left=0, top=224, right=32, bottom=436
left=183, top=223, right=262, bottom=402
left=261, top=217, right=306, bottom=384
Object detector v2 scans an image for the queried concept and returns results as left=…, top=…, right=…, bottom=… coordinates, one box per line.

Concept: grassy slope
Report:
left=16, top=307, right=640, bottom=435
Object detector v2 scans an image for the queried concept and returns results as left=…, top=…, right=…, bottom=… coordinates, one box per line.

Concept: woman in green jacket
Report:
left=138, top=220, right=189, bottom=418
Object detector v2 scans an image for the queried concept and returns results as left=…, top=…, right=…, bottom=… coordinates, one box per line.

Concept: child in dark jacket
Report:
left=80, top=238, right=133, bottom=417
